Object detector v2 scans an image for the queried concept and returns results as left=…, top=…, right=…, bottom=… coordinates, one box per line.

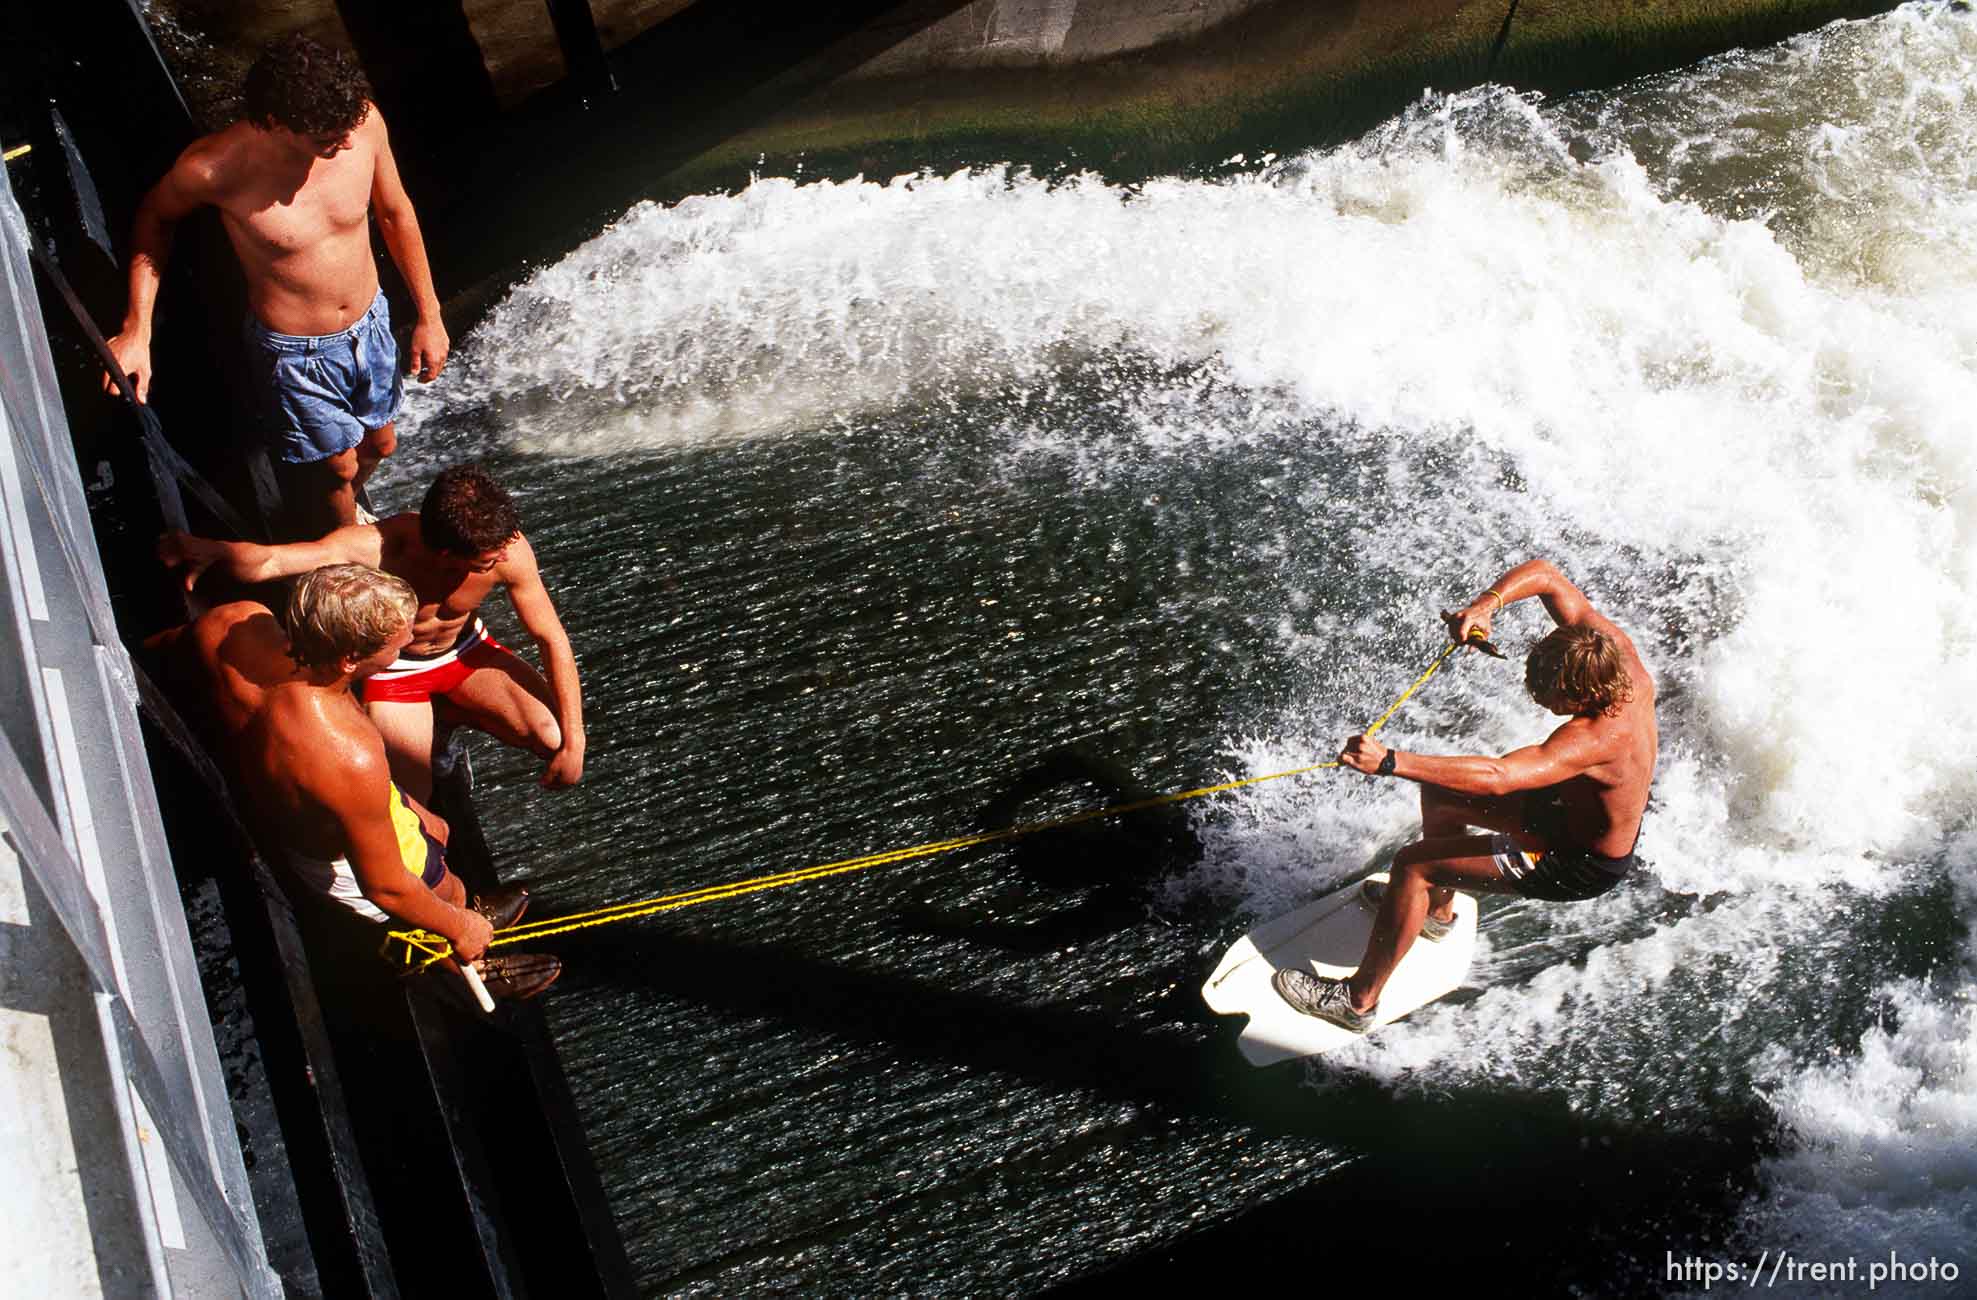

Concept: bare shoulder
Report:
left=352, top=102, right=391, bottom=159
left=372, top=513, right=422, bottom=557
left=149, top=600, right=264, bottom=678
left=320, top=698, right=388, bottom=769
left=1596, top=612, right=1656, bottom=703
left=200, top=597, right=275, bottom=628
left=266, top=684, right=386, bottom=786
left=198, top=600, right=279, bottom=653
left=497, top=530, right=542, bottom=580
left=1540, top=712, right=1636, bottom=787
left=176, top=125, right=264, bottom=200
left=1543, top=712, right=1614, bottom=758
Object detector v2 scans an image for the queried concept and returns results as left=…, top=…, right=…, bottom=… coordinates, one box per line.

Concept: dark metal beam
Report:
left=544, top=0, right=618, bottom=96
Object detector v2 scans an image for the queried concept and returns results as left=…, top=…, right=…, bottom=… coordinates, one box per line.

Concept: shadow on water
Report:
left=551, top=907, right=1772, bottom=1295
left=892, top=743, right=1206, bottom=952
left=1058, top=1103, right=1773, bottom=1297
left=542, top=745, right=1239, bottom=1112
left=510, top=736, right=1779, bottom=1292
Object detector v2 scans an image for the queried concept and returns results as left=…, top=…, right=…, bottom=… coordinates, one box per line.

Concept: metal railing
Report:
left=0, top=147, right=281, bottom=1298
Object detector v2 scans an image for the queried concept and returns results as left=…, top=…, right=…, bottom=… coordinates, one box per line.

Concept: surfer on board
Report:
left=1273, top=558, right=1657, bottom=1033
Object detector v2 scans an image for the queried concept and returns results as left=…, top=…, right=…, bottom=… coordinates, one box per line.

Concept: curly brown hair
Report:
left=420, top=465, right=522, bottom=557
left=242, top=35, right=372, bottom=136
left=1525, top=625, right=1633, bottom=717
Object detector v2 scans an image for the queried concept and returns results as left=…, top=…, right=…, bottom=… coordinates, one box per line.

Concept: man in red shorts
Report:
left=161, top=463, right=585, bottom=802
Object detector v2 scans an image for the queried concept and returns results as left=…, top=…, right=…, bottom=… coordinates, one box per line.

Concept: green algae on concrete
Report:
left=652, top=0, right=1901, bottom=198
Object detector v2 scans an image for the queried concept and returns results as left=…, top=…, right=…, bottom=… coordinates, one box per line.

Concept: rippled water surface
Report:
left=380, top=6, right=1977, bottom=1292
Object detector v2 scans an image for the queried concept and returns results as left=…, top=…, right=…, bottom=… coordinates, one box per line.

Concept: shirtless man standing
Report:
left=161, top=463, right=585, bottom=803
left=151, top=563, right=557, bottom=1000
left=1273, top=558, right=1658, bottom=1032
left=103, top=34, right=448, bottom=532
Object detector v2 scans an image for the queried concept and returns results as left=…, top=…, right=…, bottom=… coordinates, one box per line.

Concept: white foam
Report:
left=1739, top=979, right=1977, bottom=1292
left=397, top=0, right=1977, bottom=1268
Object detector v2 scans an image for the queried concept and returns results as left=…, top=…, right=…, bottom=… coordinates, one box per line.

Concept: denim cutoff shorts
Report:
left=244, top=289, right=403, bottom=464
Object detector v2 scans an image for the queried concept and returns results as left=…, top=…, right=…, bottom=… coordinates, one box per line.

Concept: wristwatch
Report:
left=1377, top=749, right=1397, bottom=777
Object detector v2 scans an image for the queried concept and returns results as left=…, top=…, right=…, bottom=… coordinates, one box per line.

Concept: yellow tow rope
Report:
left=387, top=638, right=1469, bottom=971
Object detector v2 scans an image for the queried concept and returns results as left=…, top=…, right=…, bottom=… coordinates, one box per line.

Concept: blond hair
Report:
left=286, top=564, right=415, bottom=670
left=1525, top=625, right=1633, bottom=717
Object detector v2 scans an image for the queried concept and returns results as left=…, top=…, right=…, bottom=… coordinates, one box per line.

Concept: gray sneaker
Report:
left=1271, top=968, right=1374, bottom=1033
left=1360, top=879, right=1455, bottom=942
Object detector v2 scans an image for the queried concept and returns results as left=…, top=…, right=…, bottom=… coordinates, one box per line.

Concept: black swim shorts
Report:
left=1487, top=790, right=1635, bottom=902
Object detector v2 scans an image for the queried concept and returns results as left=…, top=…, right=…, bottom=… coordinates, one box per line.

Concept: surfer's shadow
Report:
left=889, top=743, right=1206, bottom=952
left=554, top=920, right=1288, bottom=1118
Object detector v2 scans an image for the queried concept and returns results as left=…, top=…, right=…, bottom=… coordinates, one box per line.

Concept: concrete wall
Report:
left=148, top=0, right=1907, bottom=152
left=147, top=0, right=1275, bottom=117
left=850, top=0, right=1270, bottom=74
left=462, top=0, right=696, bottom=104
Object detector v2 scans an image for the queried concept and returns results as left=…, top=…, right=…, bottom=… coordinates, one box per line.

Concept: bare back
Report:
left=177, top=602, right=385, bottom=861
left=238, top=682, right=388, bottom=863
left=191, top=113, right=384, bottom=334
left=166, top=602, right=288, bottom=741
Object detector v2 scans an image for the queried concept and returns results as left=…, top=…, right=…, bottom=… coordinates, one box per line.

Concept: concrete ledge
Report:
left=668, top=0, right=1899, bottom=193
left=850, top=0, right=1273, bottom=75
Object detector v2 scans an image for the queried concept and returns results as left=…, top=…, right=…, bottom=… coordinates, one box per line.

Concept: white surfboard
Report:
left=1201, top=871, right=1478, bottom=1066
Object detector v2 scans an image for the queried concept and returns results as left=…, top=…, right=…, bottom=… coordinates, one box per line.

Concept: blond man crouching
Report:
left=152, top=563, right=557, bottom=1001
